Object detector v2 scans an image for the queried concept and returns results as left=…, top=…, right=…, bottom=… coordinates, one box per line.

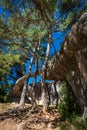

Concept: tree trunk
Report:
left=54, top=81, right=59, bottom=108
left=19, top=44, right=39, bottom=107
left=31, top=55, right=38, bottom=110
left=41, top=29, right=51, bottom=114
left=19, top=81, right=27, bottom=107
left=19, top=56, right=34, bottom=107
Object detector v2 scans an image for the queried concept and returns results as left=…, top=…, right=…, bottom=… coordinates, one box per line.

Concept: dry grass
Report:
left=0, top=103, right=31, bottom=112
left=0, top=103, right=11, bottom=111
left=0, top=102, right=19, bottom=112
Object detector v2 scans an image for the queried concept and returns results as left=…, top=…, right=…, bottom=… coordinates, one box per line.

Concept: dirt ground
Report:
left=0, top=103, right=61, bottom=130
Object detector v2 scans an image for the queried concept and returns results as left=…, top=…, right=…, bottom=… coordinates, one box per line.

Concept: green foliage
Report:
left=0, top=0, right=13, bottom=9
left=0, top=51, right=21, bottom=78
left=58, top=82, right=80, bottom=120
left=58, top=0, right=87, bottom=30
left=26, top=23, right=47, bottom=41
left=59, top=12, right=74, bottom=30
left=0, top=83, right=12, bottom=103
left=42, top=0, right=58, bottom=16
left=60, top=0, right=82, bottom=12
left=57, top=119, right=87, bottom=130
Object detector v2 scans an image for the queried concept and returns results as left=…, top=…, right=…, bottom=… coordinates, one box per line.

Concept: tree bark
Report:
left=19, top=81, right=27, bottom=107
left=31, top=53, right=38, bottom=109
left=19, top=43, right=39, bottom=107
left=41, top=29, right=51, bottom=114
left=19, top=56, right=34, bottom=107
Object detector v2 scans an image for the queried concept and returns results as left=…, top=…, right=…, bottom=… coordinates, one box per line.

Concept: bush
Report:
left=0, top=84, right=12, bottom=103
left=58, top=81, right=81, bottom=120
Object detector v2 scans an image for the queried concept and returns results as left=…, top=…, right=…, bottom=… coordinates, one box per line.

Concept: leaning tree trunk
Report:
left=53, top=81, right=59, bottom=108
left=20, top=44, right=39, bottom=107
left=19, top=81, right=27, bottom=107
left=31, top=53, right=38, bottom=110
left=19, top=56, right=34, bottom=107
left=41, top=29, right=51, bottom=114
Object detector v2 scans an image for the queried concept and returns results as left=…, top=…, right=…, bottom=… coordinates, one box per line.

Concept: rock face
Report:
left=46, top=12, right=87, bottom=119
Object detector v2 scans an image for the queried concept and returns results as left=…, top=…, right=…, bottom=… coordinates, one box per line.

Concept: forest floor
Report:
left=0, top=103, right=61, bottom=130
left=0, top=103, right=87, bottom=130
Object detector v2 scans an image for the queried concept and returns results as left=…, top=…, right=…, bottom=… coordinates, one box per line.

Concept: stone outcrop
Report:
left=46, top=12, right=87, bottom=119
left=46, top=12, right=87, bottom=81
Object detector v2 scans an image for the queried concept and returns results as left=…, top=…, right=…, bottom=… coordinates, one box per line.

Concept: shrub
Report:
left=58, top=81, right=81, bottom=120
